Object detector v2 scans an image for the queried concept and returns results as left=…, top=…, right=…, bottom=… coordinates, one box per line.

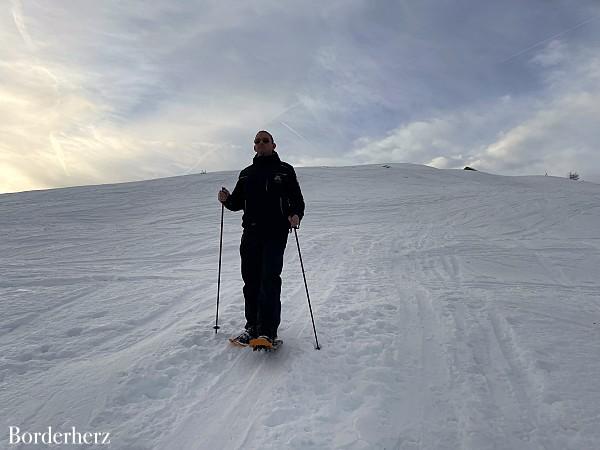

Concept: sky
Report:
left=1, top=0, right=600, bottom=193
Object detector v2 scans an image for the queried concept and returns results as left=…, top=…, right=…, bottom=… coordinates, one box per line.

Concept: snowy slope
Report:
left=1, top=164, right=600, bottom=450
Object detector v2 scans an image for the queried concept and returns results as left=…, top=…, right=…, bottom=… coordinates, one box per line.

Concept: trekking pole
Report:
left=214, top=191, right=225, bottom=334
left=293, top=227, right=321, bottom=350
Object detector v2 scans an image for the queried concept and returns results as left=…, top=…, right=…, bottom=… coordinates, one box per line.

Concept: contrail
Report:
left=11, top=0, right=35, bottom=50
left=265, top=101, right=303, bottom=125
left=50, top=134, right=70, bottom=176
left=279, top=120, right=316, bottom=149
left=11, top=0, right=61, bottom=98
left=183, top=151, right=210, bottom=175
left=262, top=100, right=321, bottom=150
left=500, top=15, right=598, bottom=64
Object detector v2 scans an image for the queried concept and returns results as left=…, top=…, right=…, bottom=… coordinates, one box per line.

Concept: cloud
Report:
left=0, top=1, right=342, bottom=192
left=0, top=2, right=301, bottom=192
left=468, top=42, right=600, bottom=177
left=531, top=39, right=568, bottom=68
left=349, top=38, right=600, bottom=180
left=2, top=1, right=600, bottom=192
left=0, top=56, right=230, bottom=193
left=468, top=92, right=600, bottom=176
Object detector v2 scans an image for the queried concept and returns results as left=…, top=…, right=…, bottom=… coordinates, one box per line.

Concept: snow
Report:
left=1, top=164, right=600, bottom=449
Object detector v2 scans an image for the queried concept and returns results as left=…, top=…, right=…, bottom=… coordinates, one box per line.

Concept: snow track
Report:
left=2, top=165, right=599, bottom=449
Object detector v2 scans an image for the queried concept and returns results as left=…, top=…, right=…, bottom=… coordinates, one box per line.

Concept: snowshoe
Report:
left=249, top=336, right=282, bottom=352
left=229, top=330, right=253, bottom=347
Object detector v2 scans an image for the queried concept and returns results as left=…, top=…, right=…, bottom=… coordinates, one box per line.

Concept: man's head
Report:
left=254, top=130, right=276, bottom=156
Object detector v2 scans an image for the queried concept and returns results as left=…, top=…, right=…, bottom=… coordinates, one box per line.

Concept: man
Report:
left=218, top=130, right=305, bottom=349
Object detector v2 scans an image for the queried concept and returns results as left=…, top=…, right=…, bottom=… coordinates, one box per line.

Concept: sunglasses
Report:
left=254, top=138, right=271, bottom=144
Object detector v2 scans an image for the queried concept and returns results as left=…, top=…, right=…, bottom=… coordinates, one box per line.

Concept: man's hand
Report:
left=218, top=187, right=230, bottom=203
left=288, top=214, right=300, bottom=228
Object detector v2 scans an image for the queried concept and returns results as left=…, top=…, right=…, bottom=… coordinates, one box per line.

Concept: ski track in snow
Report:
left=1, top=165, right=600, bottom=449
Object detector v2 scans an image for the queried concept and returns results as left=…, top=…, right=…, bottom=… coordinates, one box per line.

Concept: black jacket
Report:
left=224, top=152, right=305, bottom=231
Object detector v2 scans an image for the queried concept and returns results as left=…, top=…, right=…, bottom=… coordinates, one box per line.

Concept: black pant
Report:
left=240, top=228, right=288, bottom=339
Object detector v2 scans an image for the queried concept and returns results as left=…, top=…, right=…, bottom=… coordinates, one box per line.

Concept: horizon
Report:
left=2, top=161, right=597, bottom=197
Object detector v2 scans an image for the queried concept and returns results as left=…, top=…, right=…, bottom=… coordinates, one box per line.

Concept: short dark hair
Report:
left=256, top=130, right=274, bottom=144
